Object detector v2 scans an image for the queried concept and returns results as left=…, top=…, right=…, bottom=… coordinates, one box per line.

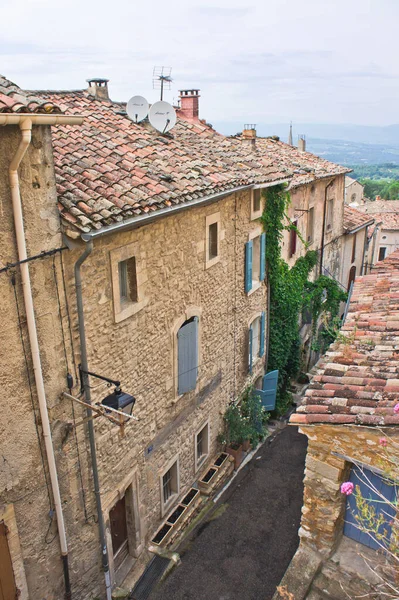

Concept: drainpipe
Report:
left=319, top=178, right=335, bottom=276
left=9, top=118, right=72, bottom=599
left=74, top=242, right=112, bottom=600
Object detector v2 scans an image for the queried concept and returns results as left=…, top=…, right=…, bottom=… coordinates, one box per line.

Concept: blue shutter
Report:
left=248, top=325, right=253, bottom=374
left=253, top=370, right=278, bottom=411
left=259, top=311, right=265, bottom=357
left=245, top=241, right=253, bottom=293
left=260, top=233, right=266, bottom=281
left=178, top=318, right=198, bottom=394
left=344, top=465, right=397, bottom=550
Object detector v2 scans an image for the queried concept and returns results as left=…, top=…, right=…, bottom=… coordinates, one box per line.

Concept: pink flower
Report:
left=341, top=482, right=354, bottom=496
left=379, top=437, right=388, bottom=447
left=394, top=403, right=399, bottom=414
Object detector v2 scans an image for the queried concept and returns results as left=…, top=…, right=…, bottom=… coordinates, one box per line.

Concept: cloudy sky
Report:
left=2, top=0, right=397, bottom=130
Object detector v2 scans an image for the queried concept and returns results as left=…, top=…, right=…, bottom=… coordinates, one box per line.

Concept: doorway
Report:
left=0, top=521, right=17, bottom=600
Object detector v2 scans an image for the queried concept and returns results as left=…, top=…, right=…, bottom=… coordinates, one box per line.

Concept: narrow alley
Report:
left=151, top=426, right=307, bottom=600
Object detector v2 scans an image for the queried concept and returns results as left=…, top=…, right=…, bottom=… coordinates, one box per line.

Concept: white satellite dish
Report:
left=149, top=101, right=177, bottom=134
left=127, top=96, right=149, bottom=123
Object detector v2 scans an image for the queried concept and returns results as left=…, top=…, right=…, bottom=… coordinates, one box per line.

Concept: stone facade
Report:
left=0, top=122, right=268, bottom=599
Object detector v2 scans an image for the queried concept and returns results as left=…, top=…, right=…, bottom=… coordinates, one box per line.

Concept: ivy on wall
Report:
left=261, top=184, right=346, bottom=413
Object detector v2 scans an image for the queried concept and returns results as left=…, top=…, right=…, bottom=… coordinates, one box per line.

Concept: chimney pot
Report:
left=242, top=124, right=256, bottom=140
left=87, top=78, right=110, bottom=101
left=178, top=89, right=200, bottom=120
left=298, top=134, right=306, bottom=152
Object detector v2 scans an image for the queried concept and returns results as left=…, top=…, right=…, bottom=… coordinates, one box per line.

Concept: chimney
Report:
left=178, top=89, right=200, bottom=120
left=242, top=124, right=256, bottom=148
left=298, top=134, right=306, bottom=152
left=288, top=122, right=293, bottom=146
left=87, top=78, right=110, bottom=101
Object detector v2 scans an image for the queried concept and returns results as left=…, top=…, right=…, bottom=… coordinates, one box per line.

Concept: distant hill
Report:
left=214, top=121, right=399, bottom=167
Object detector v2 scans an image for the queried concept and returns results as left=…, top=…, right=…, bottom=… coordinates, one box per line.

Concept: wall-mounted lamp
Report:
left=78, top=365, right=136, bottom=422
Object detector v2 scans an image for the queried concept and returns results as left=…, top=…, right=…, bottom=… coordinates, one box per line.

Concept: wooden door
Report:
left=0, top=521, right=17, bottom=600
left=110, top=496, right=128, bottom=563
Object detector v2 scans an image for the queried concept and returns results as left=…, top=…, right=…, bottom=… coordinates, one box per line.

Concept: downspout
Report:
left=74, top=242, right=112, bottom=600
left=319, top=178, right=335, bottom=276
left=9, top=118, right=72, bottom=599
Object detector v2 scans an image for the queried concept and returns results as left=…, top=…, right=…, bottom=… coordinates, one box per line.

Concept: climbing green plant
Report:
left=261, top=185, right=346, bottom=413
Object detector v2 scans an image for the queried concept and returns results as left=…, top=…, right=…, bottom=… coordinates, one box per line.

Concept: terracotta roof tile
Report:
left=291, top=250, right=399, bottom=427
left=343, top=205, right=374, bottom=232
left=0, top=75, right=61, bottom=114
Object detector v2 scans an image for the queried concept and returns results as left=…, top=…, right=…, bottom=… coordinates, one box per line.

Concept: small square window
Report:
left=160, top=458, right=180, bottom=514
left=251, top=189, right=263, bottom=220
left=208, top=222, right=218, bottom=260
left=119, top=257, right=138, bottom=304
left=205, top=213, right=221, bottom=269
left=195, top=423, right=209, bottom=468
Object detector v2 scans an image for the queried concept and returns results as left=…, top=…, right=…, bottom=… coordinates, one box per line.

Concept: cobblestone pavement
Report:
left=151, top=425, right=307, bottom=600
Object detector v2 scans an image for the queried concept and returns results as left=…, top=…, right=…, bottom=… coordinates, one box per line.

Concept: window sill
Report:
left=161, top=492, right=179, bottom=517
left=114, top=297, right=149, bottom=323
left=205, top=255, right=220, bottom=270
left=247, top=281, right=262, bottom=296
left=196, top=454, right=208, bottom=472
left=251, top=210, right=262, bottom=221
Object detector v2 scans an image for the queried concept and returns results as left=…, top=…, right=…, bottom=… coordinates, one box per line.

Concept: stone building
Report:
left=340, top=205, right=374, bottom=293
left=0, top=75, right=291, bottom=599
left=344, top=175, right=364, bottom=206
left=276, top=251, right=399, bottom=600
left=358, top=199, right=399, bottom=269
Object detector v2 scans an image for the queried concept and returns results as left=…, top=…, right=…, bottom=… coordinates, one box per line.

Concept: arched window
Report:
left=347, top=265, right=356, bottom=292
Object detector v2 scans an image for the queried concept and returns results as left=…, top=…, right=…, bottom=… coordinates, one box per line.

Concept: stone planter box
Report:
left=150, top=488, right=202, bottom=548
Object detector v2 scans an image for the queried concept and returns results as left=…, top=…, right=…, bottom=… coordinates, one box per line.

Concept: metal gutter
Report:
left=344, top=219, right=375, bottom=236
left=80, top=180, right=290, bottom=242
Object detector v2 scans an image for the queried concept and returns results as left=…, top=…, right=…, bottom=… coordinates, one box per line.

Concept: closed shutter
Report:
left=178, top=318, right=198, bottom=394
left=344, top=465, right=397, bottom=550
left=259, top=312, right=265, bottom=357
left=245, top=241, right=253, bottom=293
left=0, top=521, right=17, bottom=600
left=253, top=370, right=278, bottom=411
left=260, top=233, right=266, bottom=280
left=248, top=325, right=253, bottom=374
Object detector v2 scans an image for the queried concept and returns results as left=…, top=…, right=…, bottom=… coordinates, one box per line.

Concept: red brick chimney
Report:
left=178, top=89, right=200, bottom=121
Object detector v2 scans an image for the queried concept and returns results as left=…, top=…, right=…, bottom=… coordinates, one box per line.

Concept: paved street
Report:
left=151, top=425, right=307, bottom=600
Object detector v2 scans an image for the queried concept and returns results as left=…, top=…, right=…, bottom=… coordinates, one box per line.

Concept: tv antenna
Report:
left=153, top=66, right=172, bottom=101
left=126, top=95, right=149, bottom=123
left=149, top=100, right=176, bottom=134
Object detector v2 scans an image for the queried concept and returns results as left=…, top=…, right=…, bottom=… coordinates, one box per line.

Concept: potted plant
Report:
left=241, top=390, right=269, bottom=448
left=218, top=404, right=251, bottom=469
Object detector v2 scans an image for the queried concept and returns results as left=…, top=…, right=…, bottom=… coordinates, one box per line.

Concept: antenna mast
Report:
left=153, top=66, right=173, bottom=101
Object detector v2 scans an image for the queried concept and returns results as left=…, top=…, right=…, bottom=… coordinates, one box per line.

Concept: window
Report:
left=245, top=232, right=266, bottom=293
left=160, top=457, right=180, bottom=515
left=205, top=213, right=221, bottom=268
left=110, top=242, right=148, bottom=322
left=251, top=189, right=263, bottom=220
left=177, top=317, right=199, bottom=394
left=119, top=257, right=138, bottom=304
left=326, top=199, right=334, bottom=230
left=248, top=312, right=265, bottom=373
left=289, top=221, right=297, bottom=257
left=378, top=247, right=387, bottom=262
left=351, top=234, right=357, bottom=264
left=307, top=207, right=314, bottom=243
left=351, top=193, right=356, bottom=203
left=195, top=422, right=209, bottom=468
left=347, top=265, right=356, bottom=292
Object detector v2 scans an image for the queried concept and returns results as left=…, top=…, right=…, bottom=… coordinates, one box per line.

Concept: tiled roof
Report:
left=0, top=75, right=61, bottom=114
left=239, top=136, right=351, bottom=187
left=343, top=205, right=374, bottom=233
left=32, top=89, right=290, bottom=234
left=357, top=200, right=399, bottom=233
left=291, top=250, right=399, bottom=427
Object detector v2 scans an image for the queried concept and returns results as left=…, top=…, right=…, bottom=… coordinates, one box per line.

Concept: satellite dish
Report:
left=149, top=101, right=177, bottom=134
left=127, top=96, right=149, bottom=123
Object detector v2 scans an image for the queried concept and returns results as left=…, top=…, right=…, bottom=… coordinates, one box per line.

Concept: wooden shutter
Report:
left=253, top=370, right=278, bottom=411
left=289, top=224, right=297, bottom=257
left=259, top=312, right=265, bottom=357
left=344, top=465, right=397, bottom=550
left=245, top=241, right=253, bottom=293
left=178, top=318, right=198, bottom=394
left=260, top=233, right=266, bottom=280
left=248, top=325, right=253, bottom=374
left=0, top=521, right=17, bottom=600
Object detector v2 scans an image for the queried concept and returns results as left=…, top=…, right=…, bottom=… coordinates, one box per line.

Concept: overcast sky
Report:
left=2, top=0, right=397, bottom=130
